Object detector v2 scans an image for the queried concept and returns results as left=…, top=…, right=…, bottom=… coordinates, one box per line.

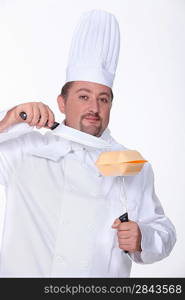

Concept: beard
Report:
left=80, top=114, right=103, bottom=137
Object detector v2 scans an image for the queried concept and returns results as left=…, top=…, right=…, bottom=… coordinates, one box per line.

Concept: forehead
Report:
left=70, top=81, right=111, bottom=94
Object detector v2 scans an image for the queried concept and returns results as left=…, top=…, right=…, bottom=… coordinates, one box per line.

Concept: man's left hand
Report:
left=112, top=218, right=142, bottom=253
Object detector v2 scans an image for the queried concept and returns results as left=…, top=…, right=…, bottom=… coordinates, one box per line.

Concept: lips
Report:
left=84, top=118, right=100, bottom=124
left=84, top=116, right=100, bottom=121
left=85, top=117, right=99, bottom=120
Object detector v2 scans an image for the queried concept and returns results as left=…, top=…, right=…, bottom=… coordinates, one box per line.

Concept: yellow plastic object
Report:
left=95, top=150, right=148, bottom=176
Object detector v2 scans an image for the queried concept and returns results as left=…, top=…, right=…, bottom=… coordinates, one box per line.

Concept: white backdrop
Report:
left=0, top=0, right=184, bottom=277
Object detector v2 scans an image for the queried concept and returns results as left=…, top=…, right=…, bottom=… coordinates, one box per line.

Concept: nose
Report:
left=88, top=98, right=99, bottom=113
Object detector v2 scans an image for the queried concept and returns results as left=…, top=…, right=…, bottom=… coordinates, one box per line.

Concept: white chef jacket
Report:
left=0, top=110, right=176, bottom=277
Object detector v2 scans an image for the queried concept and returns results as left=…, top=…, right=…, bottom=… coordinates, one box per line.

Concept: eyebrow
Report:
left=75, top=88, right=111, bottom=98
left=75, top=88, right=92, bottom=94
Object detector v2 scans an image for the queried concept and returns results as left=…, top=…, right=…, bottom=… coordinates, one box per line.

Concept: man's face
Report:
left=57, top=81, right=112, bottom=137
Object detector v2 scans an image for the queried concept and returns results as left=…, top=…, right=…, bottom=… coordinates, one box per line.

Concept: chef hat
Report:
left=65, top=9, right=120, bottom=88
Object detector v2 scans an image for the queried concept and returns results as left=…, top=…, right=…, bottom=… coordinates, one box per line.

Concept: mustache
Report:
left=82, top=113, right=101, bottom=120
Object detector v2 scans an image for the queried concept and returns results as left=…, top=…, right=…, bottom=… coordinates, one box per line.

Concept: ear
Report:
left=57, top=95, right=66, bottom=114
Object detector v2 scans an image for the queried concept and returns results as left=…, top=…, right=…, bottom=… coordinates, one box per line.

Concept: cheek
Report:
left=101, top=108, right=111, bottom=123
left=65, top=103, right=84, bottom=121
left=71, top=105, right=84, bottom=117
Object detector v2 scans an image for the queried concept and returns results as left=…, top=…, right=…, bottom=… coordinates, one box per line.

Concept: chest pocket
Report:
left=63, top=156, right=104, bottom=198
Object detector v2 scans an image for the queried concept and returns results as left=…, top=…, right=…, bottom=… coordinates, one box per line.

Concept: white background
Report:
left=0, top=0, right=184, bottom=277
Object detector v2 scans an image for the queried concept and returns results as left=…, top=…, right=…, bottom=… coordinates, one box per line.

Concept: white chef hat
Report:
left=65, top=9, right=120, bottom=88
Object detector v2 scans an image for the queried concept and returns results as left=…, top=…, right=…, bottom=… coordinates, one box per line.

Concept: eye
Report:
left=99, top=98, right=109, bottom=103
left=79, top=95, right=89, bottom=101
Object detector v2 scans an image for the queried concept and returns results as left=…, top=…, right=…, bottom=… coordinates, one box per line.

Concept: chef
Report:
left=0, top=10, right=176, bottom=277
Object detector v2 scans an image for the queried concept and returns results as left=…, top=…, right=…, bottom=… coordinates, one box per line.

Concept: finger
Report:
left=36, top=104, right=49, bottom=128
left=29, top=104, right=41, bottom=126
left=119, top=238, right=130, bottom=243
left=111, top=218, right=121, bottom=228
left=119, top=240, right=131, bottom=246
left=119, top=244, right=138, bottom=253
left=117, top=231, right=130, bottom=239
left=43, top=106, right=55, bottom=128
left=118, top=227, right=130, bottom=231
left=117, top=222, right=131, bottom=231
left=119, top=244, right=131, bottom=251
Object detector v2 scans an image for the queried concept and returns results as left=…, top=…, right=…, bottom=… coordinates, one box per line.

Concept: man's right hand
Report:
left=0, top=102, right=55, bottom=133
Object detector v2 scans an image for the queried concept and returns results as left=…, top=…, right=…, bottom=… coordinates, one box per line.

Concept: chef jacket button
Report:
left=56, top=255, right=66, bottom=264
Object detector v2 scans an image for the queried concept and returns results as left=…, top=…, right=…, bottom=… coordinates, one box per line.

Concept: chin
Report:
left=81, top=125, right=101, bottom=136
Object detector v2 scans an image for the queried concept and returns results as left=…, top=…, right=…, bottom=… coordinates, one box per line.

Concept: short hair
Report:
left=60, top=81, right=74, bottom=101
left=60, top=81, right=114, bottom=101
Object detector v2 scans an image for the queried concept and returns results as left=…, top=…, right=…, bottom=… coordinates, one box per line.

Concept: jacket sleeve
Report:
left=128, top=162, right=176, bottom=264
left=0, top=109, right=34, bottom=186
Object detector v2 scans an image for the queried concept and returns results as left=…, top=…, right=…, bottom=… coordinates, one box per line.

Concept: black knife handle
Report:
left=119, top=212, right=129, bottom=254
left=19, top=112, right=59, bottom=130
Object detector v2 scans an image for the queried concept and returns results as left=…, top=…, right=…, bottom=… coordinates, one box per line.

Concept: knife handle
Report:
left=19, top=112, right=59, bottom=130
left=119, top=212, right=129, bottom=254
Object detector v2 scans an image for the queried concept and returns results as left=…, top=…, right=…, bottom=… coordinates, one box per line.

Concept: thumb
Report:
left=0, top=118, right=9, bottom=133
left=0, top=107, right=17, bottom=133
left=112, top=218, right=121, bottom=229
